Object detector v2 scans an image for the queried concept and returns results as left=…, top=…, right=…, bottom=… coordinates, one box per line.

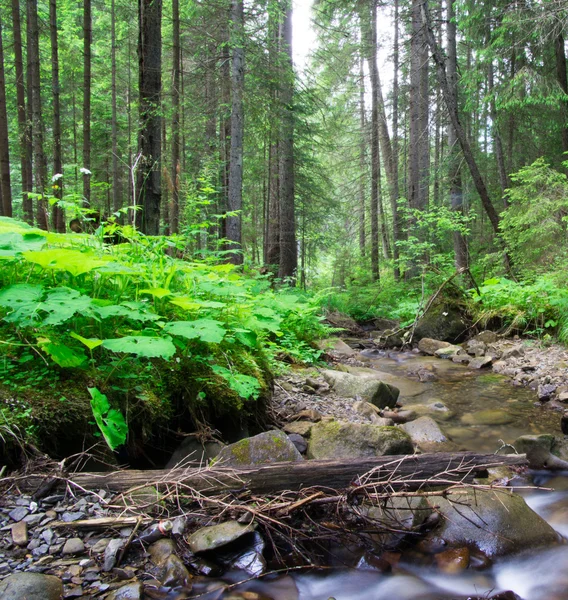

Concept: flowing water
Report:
left=199, top=351, right=568, bottom=600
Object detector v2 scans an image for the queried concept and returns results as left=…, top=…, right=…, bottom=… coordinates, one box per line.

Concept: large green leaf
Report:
left=140, top=287, right=172, bottom=299
left=211, top=365, right=261, bottom=400
left=70, top=331, right=103, bottom=351
left=95, top=304, right=161, bottom=322
left=102, top=335, right=176, bottom=359
left=169, top=296, right=225, bottom=311
left=163, top=319, right=226, bottom=343
left=0, top=284, right=44, bottom=326
left=0, top=232, right=46, bottom=257
left=23, top=249, right=108, bottom=276
left=40, top=287, right=94, bottom=325
left=88, top=387, right=128, bottom=451
left=39, top=341, right=88, bottom=368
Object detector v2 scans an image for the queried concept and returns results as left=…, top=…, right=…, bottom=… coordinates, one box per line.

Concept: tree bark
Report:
left=278, top=0, right=297, bottom=281
left=0, top=15, right=12, bottom=217
left=11, top=0, right=32, bottom=223
left=170, top=0, right=181, bottom=234
left=421, top=0, right=501, bottom=235
left=487, top=59, right=510, bottom=200
left=50, top=0, right=64, bottom=232
left=555, top=29, right=568, bottom=155
left=137, top=0, right=162, bottom=235
left=392, top=0, right=401, bottom=279
left=28, top=0, right=48, bottom=230
left=359, top=53, right=366, bottom=258
left=83, top=0, right=91, bottom=208
left=22, top=452, right=527, bottom=496
left=227, top=0, right=245, bottom=264
left=111, top=0, right=121, bottom=217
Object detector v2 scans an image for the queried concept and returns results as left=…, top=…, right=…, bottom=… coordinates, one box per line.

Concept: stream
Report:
left=208, top=350, right=568, bottom=600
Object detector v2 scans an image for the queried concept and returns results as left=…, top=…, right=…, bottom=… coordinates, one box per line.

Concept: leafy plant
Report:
left=88, top=387, right=128, bottom=451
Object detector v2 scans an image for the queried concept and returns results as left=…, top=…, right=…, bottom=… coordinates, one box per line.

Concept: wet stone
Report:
left=106, top=581, right=144, bottom=600
left=103, top=538, right=125, bottom=571
left=11, top=521, right=28, bottom=546
left=188, top=521, right=256, bottom=554
left=61, top=512, right=85, bottom=523
left=0, top=572, right=63, bottom=600
left=435, top=547, right=470, bottom=573
left=8, top=507, right=29, bottom=523
left=90, top=537, right=111, bottom=554
left=161, top=554, right=192, bottom=587
left=148, top=538, right=176, bottom=566
left=62, top=537, right=85, bottom=556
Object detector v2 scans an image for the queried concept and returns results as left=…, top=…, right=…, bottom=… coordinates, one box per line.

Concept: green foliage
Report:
left=88, top=387, right=128, bottom=451
left=500, top=158, right=568, bottom=274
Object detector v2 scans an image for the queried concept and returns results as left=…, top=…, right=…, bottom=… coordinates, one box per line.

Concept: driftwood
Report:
left=50, top=516, right=152, bottom=529
left=19, top=452, right=526, bottom=497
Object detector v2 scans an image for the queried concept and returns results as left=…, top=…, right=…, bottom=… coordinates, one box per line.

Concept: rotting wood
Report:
left=17, top=452, right=527, bottom=497
left=50, top=516, right=152, bottom=529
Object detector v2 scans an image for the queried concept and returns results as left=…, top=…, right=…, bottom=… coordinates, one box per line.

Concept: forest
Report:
left=1, top=0, right=568, bottom=450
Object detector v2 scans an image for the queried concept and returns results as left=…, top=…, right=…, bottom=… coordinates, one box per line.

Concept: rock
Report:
left=414, top=303, right=468, bottom=343
left=465, top=339, right=487, bottom=357
left=317, top=338, right=358, bottom=356
left=513, top=434, right=555, bottom=456
left=0, top=573, right=63, bottom=600
left=468, top=356, right=492, bottom=369
left=461, top=410, right=514, bottom=426
left=418, top=338, right=452, bottom=356
left=321, top=369, right=400, bottom=409
left=166, top=439, right=224, bottom=469
left=343, top=366, right=427, bottom=399
left=105, top=582, right=143, bottom=600
left=401, top=416, right=448, bottom=447
left=61, top=511, right=85, bottom=522
left=61, top=538, right=85, bottom=556
left=475, top=331, right=499, bottom=344
left=214, top=430, right=303, bottom=467
left=501, top=344, right=525, bottom=360
left=524, top=446, right=568, bottom=470
left=434, top=345, right=465, bottom=359
left=161, top=555, right=192, bottom=587
left=307, top=419, right=413, bottom=460
left=188, top=520, right=256, bottom=554
left=382, top=409, right=416, bottom=424
left=422, top=489, right=560, bottom=558
left=452, top=354, right=471, bottom=365
left=148, top=539, right=176, bottom=566
left=287, top=433, right=307, bottom=454
left=406, top=401, right=454, bottom=421
left=103, top=538, right=124, bottom=572
left=434, top=547, right=470, bottom=573
left=11, top=521, right=28, bottom=546
left=8, top=507, right=29, bottom=522
left=283, top=421, right=314, bottom=437
left=353, top=400, right=380, bottom=416
left=538, top=383, right=557, bottom=401
left=90, top=538, right=111, bottom=554
left=373, top=329, right=404, bottom=348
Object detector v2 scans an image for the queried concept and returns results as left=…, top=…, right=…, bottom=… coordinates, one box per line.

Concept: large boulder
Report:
left=418, top=338, right=452, bottom=356
left=414, top=303, right=468, bottom=343
left=166, top=439, right=224, bottom=469
left=321, top=369, right=399, bottom=409
left=0, top=573, right=63, bottom=600
left=317, top=338, right=358, bottom=357
left=400, top=416, right=455, bottom=452
left=421, top=489, right=560, bottom=558
left=335, top=365, right=426, bottom=399
left=214, top=430, right=303, bottom=467
left=307, top=420, right=413, bottom=459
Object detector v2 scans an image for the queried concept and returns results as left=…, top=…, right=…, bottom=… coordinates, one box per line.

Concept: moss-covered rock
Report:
left=214, top=430, right=303, bottom=467
left=321, top=369, right=400, bottom=409
left=188, top=521, right=256, bottom=553
left=414, top=302, right=469, bottom=343
left=307, top=419, right=413, bottom=459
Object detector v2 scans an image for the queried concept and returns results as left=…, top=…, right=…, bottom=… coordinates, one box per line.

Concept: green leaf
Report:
left=0, top=232, right=46, bottom=257
left=39, top=340, right=88, bottom=368
left=163, top=319, right=226, bottom=343
left=23, top=249, right=108, bottom=276
left=233, top=328, right=258, bottom=348
left=70, top=331, right=103, bottom=351
left=211, top=365, right=261, bottom=400
left=140, top=287, right=172, bottom=299
left=102, top=335, right=176, bottom=359
left=40, top=287, right=93, bottom=325
left=169, top=296, right=225, bottom=311
left=0, top=284, right=44, bottom=326
left=88, top=387, right=128, bottom=451
left=95, top=304, right=161, bottom=322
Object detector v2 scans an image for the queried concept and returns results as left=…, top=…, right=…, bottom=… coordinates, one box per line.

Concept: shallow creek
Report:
left=210, top=351, right=568, bottom=600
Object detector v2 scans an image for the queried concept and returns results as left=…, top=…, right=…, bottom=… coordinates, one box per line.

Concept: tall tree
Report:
left=83, top=0, right=92, bottom=207
left=358, top=53, right=366, bottom=257
left=227, top=0, right=245, bottom=264
left=170, top=0, right=181, bottom=234
left=278, top=0, right=297, bottom=280
left=111, top=0, right=121, bottom=216
left=391, top=0, right=401, bottom=279
left=50, top=0, right=64, bottom=232
left=0, top=14, right=12, bottom=217
left=28, top=0, right=48, bottom=229
left=137, top=0, right=163, bottom=235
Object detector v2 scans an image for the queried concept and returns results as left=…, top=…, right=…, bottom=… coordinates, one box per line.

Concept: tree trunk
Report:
left=25, top=1, right=35, bottom=223
left=361, top=1, right=379, bottom=282
left=28, top=0, right=48, bottom=230
left=555, top=29, right=568, bottom=155
left=11, top=0, right=32, bottom=223
left=278, top=0, right=297, bottom=281
left=0, top=15, right=12, bottom=217
left=50, top=0, right=64, bottom=232
left=170, top=0, right=181, bottom=235
left=421, top=0, right=501, bottom=235
left=83, top=0, right=91, bottom=208
left=392, top=0, right=401, bottom=279
left=22, top=452, right=527, bottom=496
left=447, top=0, right=467, bottom=272
left=111, top=0, right=121, bottom=217
left=219, top=22, right=231, bottom=243
left=227, top=0, right=245, bottom=264
left=359, top=53, right=366, bottom=257
left=137, top=0, right=162, bottom=235
left=487, top=60, right=510, bottom=200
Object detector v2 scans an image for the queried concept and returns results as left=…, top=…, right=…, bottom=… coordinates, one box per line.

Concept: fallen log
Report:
left=18, top=452, right=526, bottom=497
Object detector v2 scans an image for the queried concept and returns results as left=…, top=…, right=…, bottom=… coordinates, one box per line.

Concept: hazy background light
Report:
left=293, top=0, right=316, bottom=72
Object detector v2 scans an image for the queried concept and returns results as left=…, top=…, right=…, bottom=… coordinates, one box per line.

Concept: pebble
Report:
left=8, top=507, right=29, bottom=522
left=103, top=538, right=124, bottom=571
left=61, top=538, right=85, bottom=556
left=61, top=512, right=85, bottom=523
left=11, top=522, right=28, bottom=546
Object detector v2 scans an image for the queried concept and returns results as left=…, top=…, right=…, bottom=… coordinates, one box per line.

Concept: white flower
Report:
left=80, top=167, right=92, bottom=176
left=442, top=312, right=448, bottom=317
left=51, top=173, right=63, bottom=182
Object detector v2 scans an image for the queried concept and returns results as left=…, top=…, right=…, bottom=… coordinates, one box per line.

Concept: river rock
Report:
left=401, top=416, right=449, bottom=448
left=418, top=338, right=451, bottom=356
left=461, top=409, right=514, bottom=426
left=188, top=521, right=256, bottom=554
left=475, top=331, right=499, bottom=344
left=61, top=537, right=85, bottom=556
left=414, top=303, right=468, bottom=343
left=501, top=344, right=525, bottom=360
left=317, top=338, right=358, bottom=356
left=321, top=370, right=399, bottom=409
left=469, top=356, right=493, bottom=369
left=405, top=401, right=454, bottom=421
left=0, top=573, right=63, bottom=600
left=513, top=434, right=555, bottom=456
left=465, top=339, right=487, bottom=357
left=435, top=547, right=470, bottom=573
left=290, top=409, right=323, bottom=421
left=105, top=582, right=143, bottom=600
left=148, top=538, right=176, bottom=566
left=11, top=521, right=28, bottom=546
left=283, top=421, right=314, bottom=437
left=287, top=433, right=307, bottom=454
left=161, top=554, right=192, bottom=587
left=422, top=489, right=560, bottom=557
left=166, top=439, right=224, bottom=469
left=307, top=420, right=413, bottom=459
left=435, top=345, right=465, bottom=359
left=343, top=366, right=427, bottom=399
left=214, top=430, right=302, bottom=467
